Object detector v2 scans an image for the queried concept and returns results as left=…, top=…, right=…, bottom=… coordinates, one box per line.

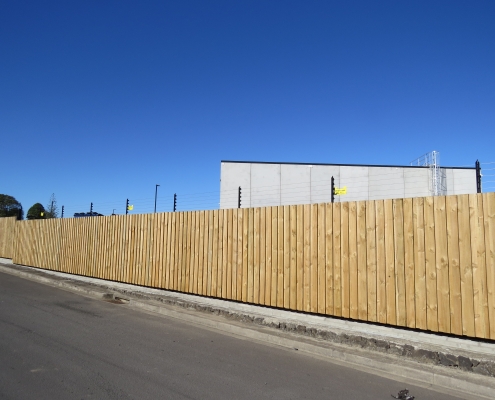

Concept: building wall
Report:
left=220, top=161, right=477, bottom=209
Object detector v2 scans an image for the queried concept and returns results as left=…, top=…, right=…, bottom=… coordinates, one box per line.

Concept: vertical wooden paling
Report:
left=253, top=207, right=260, bottom=304
left=366, top=200, right=377, bottom=322
left=211, top=210, right=219, bottom=297
left=226, top=209, right=234, bottom=300
left=259, top=207, right=266, bottom=304
left=158, top=213, right=166, bottom=288
left=401, top=198, right=415, bottom=328
left=271, top=206, right=278, bottom=306
left=477, top=194, right=490, bottom=339
left=181, top=212, right=189, bottom=292
left=137, top=214, right=146, bottom=285
left=325, top=203, right=334, bottom=315
left=216, top=210, right=223, bottom=297
left=169, top=212, right=177, bottom=290
left=207, top=210, right=214, bottom=297
left=290, top=205, right=297, bottom=310
left=189, top=212, right=197, bottom=293
left=296, top=205, right=304, bottom=311
left=201, top=211, right=211, bottom=296
left=348, top=201, right=358, bottom=319
left=341, top=201, right=350, bottom=318
left=164, top=212, right=173, bottom=289
left=446, top=195, right=462, bottom=335
left=470, top=194, right=489, bottom=338
left=264, top=207, right=272, bottom=305
left=123, top=214, right=131, bottom=284
left=393, top=199, right=406, bottom=327
left=412, top=197, right=427, bottom=330
left=357, top=201, right=367, bottom=321
left=303, top=204, right=311, bottom=312
left=180, top=212, right=188, bottom=292
left=277, top=206, right=285, bottom=308
left=333, top=203, right=342, bottom=317
left=222, top=209, right=229, bottom=299
left=247, top=208, right=254, bottom=302
left=283, top=205, right=291, bottom=309
left=236, top=208, right=244, bottom=301
left=231, top=209, right=238, bottom=301
left=317, top=203, right=326, bottom=314
left=242, top=208, right=249, bottom=302
left=197, top=211, right=205, bottom=295
left=434, top=196, right=451, bottom=334
left=384, top=199, right=397, bottom=325
left=424, top=196, right=438, bottom=331
left=482, top=193, right=495, bottom=339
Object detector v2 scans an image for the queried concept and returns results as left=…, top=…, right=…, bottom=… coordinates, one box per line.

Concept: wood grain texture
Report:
left=446, top=196, right=462, bottom=336
left=348, top=202, right=358, bottom=319
left=325, top=203, right=334, bottom=315
left=333, top=203, right=342, bottom=317
left=393, top=199, right=406, bottom=327
left=284, top=205, right=291, bottom=309
left=482, top=193, right=495, bottom=339
left=366, top=201, right=377, bottom=322
left=357, top=201, right=367, bottom=321
left=413, top=197, right=427, bottom=330
left=424, top=196, right=438, bottom=332
left=384, top=199, right=396, bottom=325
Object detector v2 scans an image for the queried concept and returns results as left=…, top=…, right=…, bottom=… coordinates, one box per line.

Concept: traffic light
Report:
left=173, top=193, right=177, bottom=212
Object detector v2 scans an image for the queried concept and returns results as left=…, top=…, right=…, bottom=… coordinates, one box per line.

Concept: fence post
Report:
left=476, top=160, right=482, bottom=193
left=331, top=176, right=335, bottom=203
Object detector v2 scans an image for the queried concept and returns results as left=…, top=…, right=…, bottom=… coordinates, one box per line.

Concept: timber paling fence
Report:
left=0, top=193, right=494, bottom=340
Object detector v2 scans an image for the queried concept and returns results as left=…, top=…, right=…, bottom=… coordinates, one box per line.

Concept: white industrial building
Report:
left=219, top=157, right=478, bottom=209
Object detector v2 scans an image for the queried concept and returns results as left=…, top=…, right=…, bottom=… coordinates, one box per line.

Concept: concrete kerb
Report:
left=1, top=260, right=495, bottom=400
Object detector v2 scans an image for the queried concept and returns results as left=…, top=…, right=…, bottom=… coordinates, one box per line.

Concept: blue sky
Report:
left=1, top=0, right=494, bottom=216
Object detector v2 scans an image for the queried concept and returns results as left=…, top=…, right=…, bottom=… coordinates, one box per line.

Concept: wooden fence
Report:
left=0, top=216, right=16, bottom=259
left=1, top=193, right=494, bottom=340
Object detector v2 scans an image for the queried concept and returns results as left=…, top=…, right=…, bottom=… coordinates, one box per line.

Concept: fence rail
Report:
left=1, top=193, right=494, bottom=340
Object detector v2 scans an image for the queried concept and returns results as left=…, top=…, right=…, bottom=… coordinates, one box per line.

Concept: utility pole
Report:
left=173, top=193, right=177, bottom=212
left=238, top=186, right=241, bottom=209
left=126, top=199, right=129, bottom=215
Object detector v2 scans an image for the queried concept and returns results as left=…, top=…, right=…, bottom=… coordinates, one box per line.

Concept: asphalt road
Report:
left=0, top=272, right=463, bottom=400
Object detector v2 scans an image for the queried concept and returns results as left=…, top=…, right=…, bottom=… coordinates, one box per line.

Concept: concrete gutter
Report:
left=1, top=259, right=495, bottom=400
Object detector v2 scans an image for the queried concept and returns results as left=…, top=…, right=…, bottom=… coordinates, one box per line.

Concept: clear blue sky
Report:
left=1, top=1, right=494, bottom=216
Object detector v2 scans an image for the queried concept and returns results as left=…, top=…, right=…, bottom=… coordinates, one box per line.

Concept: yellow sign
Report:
left=334, top=186, right=347, bottom=195
left=127, top=205, right=134, bottom=211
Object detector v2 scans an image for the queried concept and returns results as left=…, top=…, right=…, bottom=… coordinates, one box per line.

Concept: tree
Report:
left=0, top=194, right=23, bottom=220
left=45, top=193, right=58, bottom=219
left=27, top=203, right=46, bottom=220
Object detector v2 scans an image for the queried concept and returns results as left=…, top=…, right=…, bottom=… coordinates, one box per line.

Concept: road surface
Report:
left=0, top=272, right=463, bottom=399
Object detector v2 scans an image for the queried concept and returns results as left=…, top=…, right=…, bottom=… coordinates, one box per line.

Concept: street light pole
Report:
left=154, top=184, right=160, bottom=213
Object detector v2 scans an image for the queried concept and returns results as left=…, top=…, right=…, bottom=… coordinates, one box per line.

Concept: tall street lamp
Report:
left=154, top=184, right=160, bottom=213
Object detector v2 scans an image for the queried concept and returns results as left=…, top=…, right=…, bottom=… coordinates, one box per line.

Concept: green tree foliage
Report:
left=45, top=193, right=58, bottom=218
left=0, top=194, right=23, bottom=220
left=27, top=203, right=46, bottom=220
